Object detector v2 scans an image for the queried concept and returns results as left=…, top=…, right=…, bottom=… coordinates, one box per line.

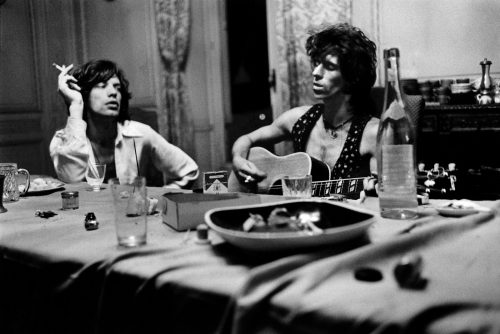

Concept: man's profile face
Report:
left=311, top=55, right=345, bottom=100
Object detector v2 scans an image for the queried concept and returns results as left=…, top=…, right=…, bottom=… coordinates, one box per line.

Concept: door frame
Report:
left=265, top=0, right=287, bottom=155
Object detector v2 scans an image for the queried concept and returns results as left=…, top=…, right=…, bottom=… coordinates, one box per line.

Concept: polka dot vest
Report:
left=291, top=104, right=371, bottom=179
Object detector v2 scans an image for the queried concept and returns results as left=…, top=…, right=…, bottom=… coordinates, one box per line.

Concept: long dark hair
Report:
left=72, top=59, right=132, bottom=123
left=306, top=23, right=377, bottom=115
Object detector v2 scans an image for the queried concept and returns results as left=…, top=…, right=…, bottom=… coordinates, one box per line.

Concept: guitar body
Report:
left=228, top=147, right=364, bottom=197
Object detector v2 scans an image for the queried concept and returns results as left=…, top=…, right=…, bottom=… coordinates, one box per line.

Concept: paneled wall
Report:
left=81, top=0, right=160, bottom=110
left=0, top=0, right=79, bottom=174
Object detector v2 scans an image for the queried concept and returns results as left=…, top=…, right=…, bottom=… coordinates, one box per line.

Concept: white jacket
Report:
left=50, top=117, right=199, bottom=188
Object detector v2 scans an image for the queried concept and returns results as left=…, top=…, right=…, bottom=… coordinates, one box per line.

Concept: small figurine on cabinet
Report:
left=417, top=162, right=457, bottom=198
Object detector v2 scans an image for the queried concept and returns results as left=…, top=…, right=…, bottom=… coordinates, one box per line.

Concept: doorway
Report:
left=225, top=0, right=274, bottom=157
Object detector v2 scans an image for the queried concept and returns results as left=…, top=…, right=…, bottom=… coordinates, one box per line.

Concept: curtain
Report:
left=154, top=0, right=195, bottom=157
left=273, top=0, right=351, bottom=155
left=276, top=0, right=352, bottom=111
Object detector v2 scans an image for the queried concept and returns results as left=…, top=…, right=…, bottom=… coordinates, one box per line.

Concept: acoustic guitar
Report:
left=228, top=147, right=366, bottom=197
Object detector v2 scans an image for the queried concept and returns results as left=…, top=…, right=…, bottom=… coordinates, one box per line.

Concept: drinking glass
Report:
left=281, top=175, right=312, bottom=198
left=109, top=177, right=147, bottom=247
left=85, top=163, right=106, bottom=191
left=0, top=175, right=7, bottom=213
left=0, top=163, right=30, bottom=202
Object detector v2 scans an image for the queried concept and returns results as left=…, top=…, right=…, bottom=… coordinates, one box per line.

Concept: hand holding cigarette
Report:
left=52, top=63, right=64, bottom=72
left=53, top=62, right=80, bottom=91
left=53, top=62, right=83, bottom=116
left=52, top=62, right=75, bottom=74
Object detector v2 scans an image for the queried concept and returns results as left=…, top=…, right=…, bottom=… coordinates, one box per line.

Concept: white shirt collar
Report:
left=116, top=120, right=144, bottom=144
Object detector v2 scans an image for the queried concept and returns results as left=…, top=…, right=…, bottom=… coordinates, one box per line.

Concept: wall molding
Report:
left=0, top=113, right=42, bottom=146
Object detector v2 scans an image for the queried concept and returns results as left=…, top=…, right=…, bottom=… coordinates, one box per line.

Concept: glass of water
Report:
left=85, top=163, right=106, bottom=191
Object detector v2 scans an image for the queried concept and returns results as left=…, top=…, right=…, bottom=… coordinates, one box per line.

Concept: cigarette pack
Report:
left=161, top=192, right=284, bottom=231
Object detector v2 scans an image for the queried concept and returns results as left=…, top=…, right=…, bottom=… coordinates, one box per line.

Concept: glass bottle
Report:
left=376, top=48, right=418, bottom=219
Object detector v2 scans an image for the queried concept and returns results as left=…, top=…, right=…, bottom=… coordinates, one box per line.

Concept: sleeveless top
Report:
left=291, top=104, right=371, bottom=179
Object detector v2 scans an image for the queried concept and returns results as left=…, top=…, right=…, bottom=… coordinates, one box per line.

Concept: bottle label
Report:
left=381, top=144, right=416, bottom=191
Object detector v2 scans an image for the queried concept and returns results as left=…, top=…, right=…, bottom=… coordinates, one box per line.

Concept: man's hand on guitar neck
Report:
left=362, top=173, right=379, bottom=196
left=232, top=155, right=267, bottom=184
left=356, top=174, right=378, bottom=204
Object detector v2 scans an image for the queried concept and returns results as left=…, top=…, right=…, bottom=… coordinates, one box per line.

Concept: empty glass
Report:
left=109, top=177, right=147, bottom=247
left=85, top=163, right=106, bottom=191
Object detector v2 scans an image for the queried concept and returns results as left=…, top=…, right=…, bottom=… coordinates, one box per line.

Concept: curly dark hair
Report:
left=306, top=23, right=377, bottom=113
left=72, top=59, right=132, bottom=123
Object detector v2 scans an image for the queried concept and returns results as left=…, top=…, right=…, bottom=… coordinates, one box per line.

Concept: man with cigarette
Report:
left=50, top=59, right=199, bottom=188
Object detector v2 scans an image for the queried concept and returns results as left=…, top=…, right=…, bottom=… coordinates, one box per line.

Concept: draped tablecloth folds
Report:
left=1, top=182, right=500, bottom=334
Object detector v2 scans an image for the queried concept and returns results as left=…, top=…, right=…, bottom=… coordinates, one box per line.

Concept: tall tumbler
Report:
left=109, top=177, right=148, bottom=247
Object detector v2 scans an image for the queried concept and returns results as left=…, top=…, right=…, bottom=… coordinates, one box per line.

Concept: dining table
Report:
left=1, top=181, right=500, bottom=334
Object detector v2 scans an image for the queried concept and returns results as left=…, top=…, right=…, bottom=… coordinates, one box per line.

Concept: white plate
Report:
left=204, top=199, right=375, bottom=252
left=436, top=207, right=479, bottom=217
left=24, top=175, right=65, bottom=195
left=436, top=200, right=491, bottom=217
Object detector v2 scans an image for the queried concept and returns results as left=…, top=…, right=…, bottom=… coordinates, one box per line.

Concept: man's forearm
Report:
left=232, top=135, right=253, bottom=159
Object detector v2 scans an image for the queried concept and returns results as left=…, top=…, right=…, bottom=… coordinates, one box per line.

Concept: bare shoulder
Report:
left=274, top=105, right=313, bottom=129
left=360, top=117, right=379, bottom=155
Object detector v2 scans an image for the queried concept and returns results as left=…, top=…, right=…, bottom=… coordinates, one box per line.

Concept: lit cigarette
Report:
left=52, top=63, right=64, bottom=72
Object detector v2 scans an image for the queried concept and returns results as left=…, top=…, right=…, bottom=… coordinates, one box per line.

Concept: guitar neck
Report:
left=311, top=177, right=365, bottom=197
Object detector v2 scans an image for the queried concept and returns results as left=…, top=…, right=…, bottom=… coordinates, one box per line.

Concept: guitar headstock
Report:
left=417, top=162, right=457, bottom=198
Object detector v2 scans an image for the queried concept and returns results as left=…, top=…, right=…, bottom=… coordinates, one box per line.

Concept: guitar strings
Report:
left=268, top=177, right=365, bottom=193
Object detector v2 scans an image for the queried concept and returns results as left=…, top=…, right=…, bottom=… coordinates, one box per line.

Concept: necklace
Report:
left=323, top=116, right=354, bottom=139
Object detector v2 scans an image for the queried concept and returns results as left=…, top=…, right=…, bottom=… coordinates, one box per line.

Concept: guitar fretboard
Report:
left=311, top=178, right=364, bottom=197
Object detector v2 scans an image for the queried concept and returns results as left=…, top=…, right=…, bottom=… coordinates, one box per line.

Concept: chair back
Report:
left=370, top=86, right=424, bottom=131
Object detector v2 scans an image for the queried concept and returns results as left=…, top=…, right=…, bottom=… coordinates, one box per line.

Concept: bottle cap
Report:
left=84, top=212, right=99, bottom=231
left=195, top=224, right=210, bottom=245
left=61, top=191, right=79, bottom=198
left=393, top=253, right=427, bottom=289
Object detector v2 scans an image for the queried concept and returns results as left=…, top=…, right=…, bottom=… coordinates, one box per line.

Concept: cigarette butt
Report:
left=52, top=63, right=64, bottom=71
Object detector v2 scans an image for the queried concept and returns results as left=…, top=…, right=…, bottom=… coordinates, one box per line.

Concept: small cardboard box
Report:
left=161, top=192, right=265, bottom=231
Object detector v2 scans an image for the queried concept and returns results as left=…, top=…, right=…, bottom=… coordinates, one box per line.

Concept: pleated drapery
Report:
left=154, top=0, right=195, bottom=157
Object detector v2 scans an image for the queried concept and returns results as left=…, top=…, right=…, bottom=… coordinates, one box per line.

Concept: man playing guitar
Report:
left=231, top=23, right=379, bottom=196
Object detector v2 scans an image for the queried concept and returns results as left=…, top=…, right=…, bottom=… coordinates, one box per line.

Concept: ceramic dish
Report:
left=436, top=200, right=490, bottom=217
left=435, top=207, right=479, bottom=217
left=23, top=175, right=65, bottom=195
left=204, top=199, right=375, bottom=252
